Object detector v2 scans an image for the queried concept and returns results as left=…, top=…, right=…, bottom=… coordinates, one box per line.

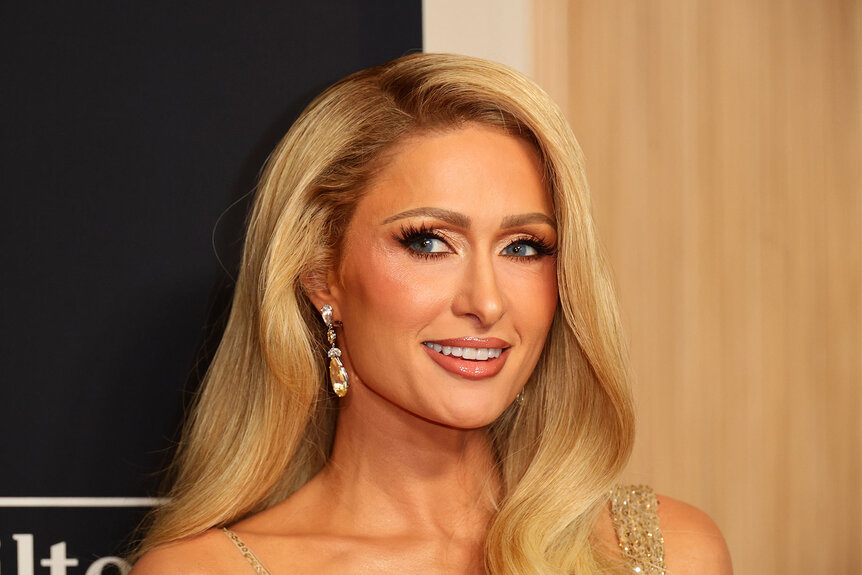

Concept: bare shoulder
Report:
left=129, top=529, right=250, bottom=575
left=656, top=495, right=733, bottom=575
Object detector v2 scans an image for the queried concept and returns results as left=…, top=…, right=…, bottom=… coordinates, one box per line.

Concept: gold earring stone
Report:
left=320, top=304, right=349, bottom=397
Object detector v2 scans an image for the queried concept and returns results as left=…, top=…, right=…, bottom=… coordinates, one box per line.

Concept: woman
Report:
left=131, top=53, right=731, bottom=574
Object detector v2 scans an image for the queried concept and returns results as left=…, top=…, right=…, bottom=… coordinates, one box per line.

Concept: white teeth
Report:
left=424, top=343, right=504, bottom=361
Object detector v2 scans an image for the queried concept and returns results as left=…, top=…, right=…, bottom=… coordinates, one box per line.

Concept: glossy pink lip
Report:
left=421, top=337, right=511, bottom=380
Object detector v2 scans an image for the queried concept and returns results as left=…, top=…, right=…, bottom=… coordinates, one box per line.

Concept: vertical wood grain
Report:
left=535, top=1, right=862, bottom=572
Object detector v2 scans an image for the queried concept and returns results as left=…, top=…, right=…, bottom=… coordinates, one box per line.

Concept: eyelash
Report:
left=395, top=223, right=557, bottom=261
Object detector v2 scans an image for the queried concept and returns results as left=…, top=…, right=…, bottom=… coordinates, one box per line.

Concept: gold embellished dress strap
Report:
left=222, top=527, right=273, bottom=575
left=609, top=485, right=666, bottom=574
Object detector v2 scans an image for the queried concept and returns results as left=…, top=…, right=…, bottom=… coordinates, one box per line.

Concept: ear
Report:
left=301, top=266, right=345, bottom=318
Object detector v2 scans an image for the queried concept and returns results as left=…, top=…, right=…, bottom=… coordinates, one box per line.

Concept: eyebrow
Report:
left=381, top=207, right=556, bottom=230
left=500, top=212, right=557, bottom=230
left=382, top=207, right=470, bottom=228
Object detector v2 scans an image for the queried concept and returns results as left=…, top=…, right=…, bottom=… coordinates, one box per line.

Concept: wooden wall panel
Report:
left=536, top=1, right=862, bottom=572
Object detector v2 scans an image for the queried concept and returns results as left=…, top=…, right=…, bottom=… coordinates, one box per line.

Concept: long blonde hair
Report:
left=134, top=53, right=635, bottom=573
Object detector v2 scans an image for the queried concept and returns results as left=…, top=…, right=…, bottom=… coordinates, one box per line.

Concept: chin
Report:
left=431, top=396, right=513, bottom=430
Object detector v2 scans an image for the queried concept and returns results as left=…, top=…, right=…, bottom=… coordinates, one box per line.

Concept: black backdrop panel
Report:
left=0, top=2, right=421, bottom=572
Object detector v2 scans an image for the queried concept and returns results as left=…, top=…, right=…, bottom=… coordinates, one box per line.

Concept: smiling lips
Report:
left=421, top=337, right=510, bottom=380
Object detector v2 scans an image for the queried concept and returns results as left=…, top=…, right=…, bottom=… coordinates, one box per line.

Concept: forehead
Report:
left=355, top=125, right=553, bottom=224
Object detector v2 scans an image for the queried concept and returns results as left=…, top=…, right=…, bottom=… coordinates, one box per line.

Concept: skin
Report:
left=131, top=126, right=732, bottom=574
left=326, top=124, right=559, bottom=431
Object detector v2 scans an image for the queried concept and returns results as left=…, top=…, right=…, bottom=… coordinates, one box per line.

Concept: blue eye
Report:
left=502, top=241, right=538, bottom=257
left=409, top=237, right=448, bottom=253
left=396, top=224, right=452, bottom=259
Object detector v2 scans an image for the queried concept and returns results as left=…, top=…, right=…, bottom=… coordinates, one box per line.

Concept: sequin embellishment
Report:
left=610, top=485, right=666, bottom=574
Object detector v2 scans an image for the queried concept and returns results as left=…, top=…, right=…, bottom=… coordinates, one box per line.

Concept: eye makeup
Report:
left=394, top=222, right=556, bottom=261
left=395, top=223, right=452, bottom=259
left=500, top=235, right=557, bottom=260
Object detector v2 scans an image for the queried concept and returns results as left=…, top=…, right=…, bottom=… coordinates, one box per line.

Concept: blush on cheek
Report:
left=541, top=266, right=559, bottom=315
left=342, top=242, right=448, bottom=322
left=508, top=261, right=558, bottom=319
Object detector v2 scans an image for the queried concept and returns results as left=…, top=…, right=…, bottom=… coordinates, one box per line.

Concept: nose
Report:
left=451, top=252, right=505, bottom=327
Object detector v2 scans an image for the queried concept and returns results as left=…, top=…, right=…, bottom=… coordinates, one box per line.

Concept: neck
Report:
left=316, top=383, right=501, bottom=540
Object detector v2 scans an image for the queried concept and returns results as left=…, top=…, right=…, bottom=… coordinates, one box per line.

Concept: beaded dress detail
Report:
left=222, top=528, right=272, bottom=575
left=609, top=485, right=666, bottom=574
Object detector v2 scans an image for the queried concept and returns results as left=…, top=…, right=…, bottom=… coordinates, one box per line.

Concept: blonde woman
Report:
left=130, top=54, right=731, bottom=574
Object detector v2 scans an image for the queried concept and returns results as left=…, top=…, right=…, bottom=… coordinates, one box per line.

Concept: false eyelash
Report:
left=504, top=235, right=558, bottom=259
left=395, top=223, right=557, bottom=261
left=395, top=223, right=450, bottom=259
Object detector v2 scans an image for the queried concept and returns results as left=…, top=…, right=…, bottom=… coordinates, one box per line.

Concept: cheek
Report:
left=541, top=264, right=560, bottom=319
left=505, top=260, right=559, bottom=330
left=339, top=240, right=450, bottom=332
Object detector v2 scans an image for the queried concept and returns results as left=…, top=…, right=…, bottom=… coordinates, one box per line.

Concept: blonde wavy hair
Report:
left=134, top=53, right=635, bottom=574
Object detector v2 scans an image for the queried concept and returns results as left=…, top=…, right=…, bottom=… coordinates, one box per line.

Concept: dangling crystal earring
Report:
left=320, top=304, right=349, bottom=397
